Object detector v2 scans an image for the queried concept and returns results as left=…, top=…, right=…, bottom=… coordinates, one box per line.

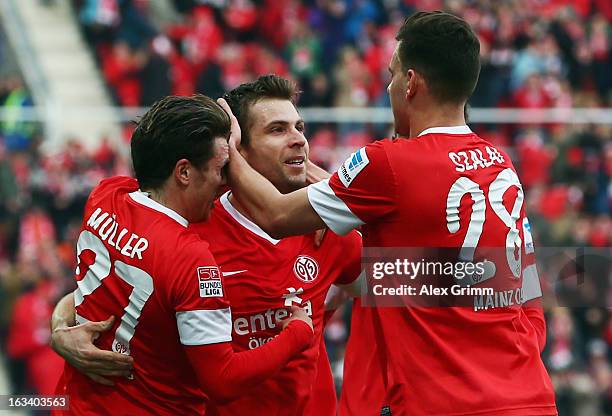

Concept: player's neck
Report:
left=409, top=103, right=466, bottom=138
left=227, top=192, right=258, bottom=225
left=144, top=188, right=168, bottom=206
left=144, top=187, right=188, bottom=222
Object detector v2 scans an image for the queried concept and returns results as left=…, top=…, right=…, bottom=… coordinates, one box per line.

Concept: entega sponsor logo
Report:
left=237, top=287, right=313, bottom=349
left=233, top=308, right=289, bottom=337
left=234, top=302, right=313, bottom=349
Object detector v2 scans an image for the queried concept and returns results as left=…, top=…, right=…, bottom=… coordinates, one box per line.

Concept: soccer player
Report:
left=339, top=104, right=470, bottom=416
left=193, top=76, right=362, bottom=416
left=51, top=77, right=362, bottom=415
left=52, top=95, right=314, bottom=415
left=221, top=11, right=557, bottom=416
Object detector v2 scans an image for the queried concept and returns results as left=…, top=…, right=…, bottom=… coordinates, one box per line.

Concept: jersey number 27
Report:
left=74, top=230, right=154, bottom=355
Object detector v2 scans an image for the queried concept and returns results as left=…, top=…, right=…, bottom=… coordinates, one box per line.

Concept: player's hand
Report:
left=306, top=160, right=331, bottom=184
left=51, top=316, right=134, bottom=386
left=278, top=306, right=313, bottom=332
left=217, top=98, right=242, bottom=150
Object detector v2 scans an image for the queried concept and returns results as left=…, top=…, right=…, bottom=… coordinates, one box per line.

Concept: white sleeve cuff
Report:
left=176, top=308, right=232, bottom=345
left=307, top=179, right=364, bottom=236
left=522, top=264, right=542, bottom=302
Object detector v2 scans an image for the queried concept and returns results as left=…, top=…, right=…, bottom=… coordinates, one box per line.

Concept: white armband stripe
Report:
left=307, top=179, right=364, bottom=236
left=176, top=308, right=232, bottom=345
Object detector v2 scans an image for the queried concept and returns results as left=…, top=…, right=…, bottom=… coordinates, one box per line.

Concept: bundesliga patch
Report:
left=523, top=217, right=534, bottom=254
left=338, top=147, right=369, bottom=187
left=197, top=266, right=224, bottom=298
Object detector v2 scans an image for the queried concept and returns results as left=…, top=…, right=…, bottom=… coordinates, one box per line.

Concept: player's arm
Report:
left=174, top=245, right=314, bottom=402
left=50, top=293, right=134, bottom=386
left=307, top=160, right=332, bottom=247
left=184, top=306, right=313, bottom=402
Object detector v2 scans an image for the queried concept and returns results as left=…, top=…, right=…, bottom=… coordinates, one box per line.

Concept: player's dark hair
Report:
left=396, top=11, right=480, bottom=103
left=131, top=95, right=230, bottom=190
left=222, top=75, right=299, bottom=147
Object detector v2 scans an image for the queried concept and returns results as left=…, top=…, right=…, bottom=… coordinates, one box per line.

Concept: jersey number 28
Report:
left=446, top=168, right=524, bottom=278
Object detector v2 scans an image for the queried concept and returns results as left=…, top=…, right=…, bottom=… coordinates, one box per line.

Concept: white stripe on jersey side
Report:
left=522, top=264, right=542, bottom=302
left=129, top=190, right=188, bottom=227
left=176, top=308, right=232, bottom=346
left=219, top=192, right=280, bottom=245
left=307, top=179, right=364, bottom=236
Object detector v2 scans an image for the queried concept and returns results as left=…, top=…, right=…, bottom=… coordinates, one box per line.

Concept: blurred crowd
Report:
left=0, top=1, right=611, bottom=415
left=73, top=0, right=612, bottom=109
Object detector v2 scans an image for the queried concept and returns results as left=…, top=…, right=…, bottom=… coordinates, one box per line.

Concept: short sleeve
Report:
left=307, top=141, right=397, bottom=235
left=170, top=241, right=232, bottom=346
left=521, top=216, right=542, bottom=303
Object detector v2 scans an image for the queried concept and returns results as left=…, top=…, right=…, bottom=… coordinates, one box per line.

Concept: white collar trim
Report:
left=128, top=190, right=188, bottom=227
left=417, top=125, right=472, bottom=137
left=219, top=191, right=280, bottom=245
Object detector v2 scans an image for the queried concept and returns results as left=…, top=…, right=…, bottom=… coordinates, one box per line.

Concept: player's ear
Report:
left=174, top=158, right=191, bottom=186
left=406, top=69, right=417, bottom=99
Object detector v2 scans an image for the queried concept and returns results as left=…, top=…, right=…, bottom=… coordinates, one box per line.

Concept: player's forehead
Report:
left=249, top=99, right=301, bottom=129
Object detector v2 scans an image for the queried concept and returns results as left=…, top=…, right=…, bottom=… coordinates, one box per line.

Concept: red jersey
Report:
left=308, top=126, right=556, bottom=416
left=191, top=192, right=361, bottom=416
left=59, top=177, right=232, bottom=415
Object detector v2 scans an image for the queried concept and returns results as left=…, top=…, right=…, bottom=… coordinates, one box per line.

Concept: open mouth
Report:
left=284, top=157, right=305, bottom=167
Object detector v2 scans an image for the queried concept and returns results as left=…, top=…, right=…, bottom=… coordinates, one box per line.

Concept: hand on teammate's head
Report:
left=217, top=98, right=242, bottom=151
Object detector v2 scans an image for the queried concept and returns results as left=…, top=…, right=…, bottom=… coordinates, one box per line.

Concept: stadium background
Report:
left=0, top=0, right=610, bottom=415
